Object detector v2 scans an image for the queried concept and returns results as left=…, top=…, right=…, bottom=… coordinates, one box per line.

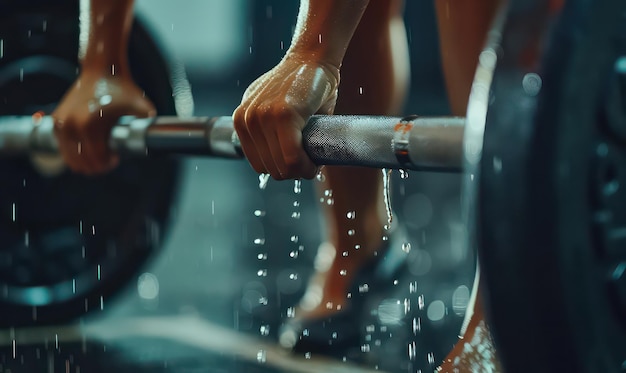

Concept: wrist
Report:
left=282, top=51, right=341, bottom=87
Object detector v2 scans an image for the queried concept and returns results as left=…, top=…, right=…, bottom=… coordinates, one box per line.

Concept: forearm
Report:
left=287, top=0, right=371, bottom=70
left=81, top=0, right=135, bottom=76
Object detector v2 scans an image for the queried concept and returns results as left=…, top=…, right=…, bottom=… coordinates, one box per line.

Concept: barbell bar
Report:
left=0, top=114, right=466, bottom=172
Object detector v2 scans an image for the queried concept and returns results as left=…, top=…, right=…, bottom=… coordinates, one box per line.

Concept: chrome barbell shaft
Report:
left=0, top=115, right=465, bottom=172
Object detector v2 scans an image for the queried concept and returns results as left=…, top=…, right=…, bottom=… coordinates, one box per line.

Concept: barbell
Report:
left=0, top=0, right=624, bottom=373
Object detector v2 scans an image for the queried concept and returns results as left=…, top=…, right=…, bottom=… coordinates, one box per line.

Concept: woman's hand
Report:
left=52, top=73, right=155, bottom=175
left=233, top=54, right=340, bottom=180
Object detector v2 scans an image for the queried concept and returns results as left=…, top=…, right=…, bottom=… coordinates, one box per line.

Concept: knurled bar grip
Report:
left=0, top=115, right=465, bottom=172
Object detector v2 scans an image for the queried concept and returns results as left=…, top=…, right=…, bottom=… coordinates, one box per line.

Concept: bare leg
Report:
left=434, top=0, right=502, bottom=371
left=296, top=0, right=410, bottom=320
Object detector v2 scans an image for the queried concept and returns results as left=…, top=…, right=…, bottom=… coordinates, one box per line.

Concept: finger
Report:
left=276, top=124, right=317, bottom=180
left=233, top=105, right=266, bottom=174
left=243, top=102, right=285, bottom=180
left=258, top=103, right=304, bottom=179
left=81, top=134, right=113, bottom=174
left=53, top=119, right=90, bottom=174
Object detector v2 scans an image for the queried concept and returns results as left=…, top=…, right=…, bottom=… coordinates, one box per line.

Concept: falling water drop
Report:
left=315, top=169, right=326, bottom=182
left=254, top=210, right=266, bottom=217
left=258, top=173, right=270, bottom=190
left=260, top=325, right=270, bottom=336
left=382, top=169, right=393, bottom=230
left=408, top=342, right=417, bottom=360
left=399, top=169, right=409, bottom=179
left=293, top=179, right=302, bottom=194
left=418, top=295, right=425, bottom=310
left=427, top=352, right=435, bottom=366
left=402, top=242, right=412, bottom=253
left=256, top=350, right=267, bottom=363
left=412, top=317, right=421, bottom=334
left=346, top=211, right=356, bottom=220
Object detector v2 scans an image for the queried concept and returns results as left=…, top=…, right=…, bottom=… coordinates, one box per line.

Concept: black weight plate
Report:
left=0, top=5, right=184, bottom=327
left=472, top=0, right=626, bottom=372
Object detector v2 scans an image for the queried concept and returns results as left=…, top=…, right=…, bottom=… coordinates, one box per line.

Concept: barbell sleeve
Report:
left=0, top=114, right=466, bottom=172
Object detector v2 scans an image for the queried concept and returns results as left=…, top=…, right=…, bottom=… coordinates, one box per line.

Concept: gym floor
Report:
left=0, top=2, right=476, bottom=372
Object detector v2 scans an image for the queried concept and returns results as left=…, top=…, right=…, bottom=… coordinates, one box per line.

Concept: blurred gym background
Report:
left=2, top=1, right=475, bottom=372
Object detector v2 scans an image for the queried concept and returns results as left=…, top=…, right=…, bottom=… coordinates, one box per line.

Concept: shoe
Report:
left=277, top=220, right=410, bottom=359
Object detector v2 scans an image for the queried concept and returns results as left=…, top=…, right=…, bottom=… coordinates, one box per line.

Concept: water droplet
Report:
left=305, top=352, right=311, bottom=359
left=339, top=269, right=347, bottom=276
left=260, top=325, right=270, bottom=336
left=254, top=238, right=265, bottom=245
left=408, top=341, right=417, bottom=360
left=316, top=170, right=326, bottom=182
left=137, top=273, right=159, bottom=300
left=346, top=211, right=356, bottom=219
left=289, top=273, right=298, bottom=280
left=286, top=307, right=296, bottom=318
left=326, top=198, right=334, bottom=205
left=99, top=94, right=112, bottom=106
left=354, top=244, right=361, bottom=250
left=399, top=169, right=409, bottom=179
left=254, top=210, right=265, bottom=217
left=258, top=173, right=270, bottom=190
left=342, top=251, right=349, bottom=257
left=358, top=284, right=369, bottom=293
left=293, top=179, right=302, bottom=194
left=404, top=298, right=411, bottom=314
left=256, top=350, right=267, bottom=363
left=291, top=211, right=301, bottom=219
left=427, top=352, right=435, bottom=365
left=418, top=295, right=425, bottom=310
left=347, top=229, right=355, bottom=236
left=293, top=201, right=300, bottom=207
left=325, top=301, right=334, bottom=309
left=259, top=297, right=268, bottom=305
left=382, top=169, right=393, bottom=228
left=412, top=317, right=421, bottom=334
left=409, top=281, right=418, bottom=294
left=290, top=235, right=299, bottom=243
left=257, top=269, right=268, bottom=277
left=289, top=250, right=299, bottom=258
left=324, top=189, right=333, bottom=197
left=257, top=253, right=267, bottom=260
left=361, top=344, right=370, bottom=352
left=402, top=242, right=412, bottom=253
